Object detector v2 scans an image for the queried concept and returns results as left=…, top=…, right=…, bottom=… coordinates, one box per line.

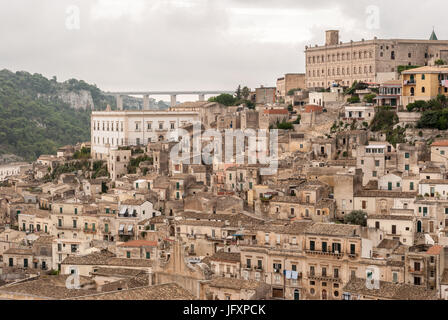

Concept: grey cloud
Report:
left=0, top=0, right=446, bottom=94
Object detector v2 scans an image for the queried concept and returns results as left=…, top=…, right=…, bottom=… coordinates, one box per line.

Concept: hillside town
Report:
left=2, top=29, right=448, bottom=301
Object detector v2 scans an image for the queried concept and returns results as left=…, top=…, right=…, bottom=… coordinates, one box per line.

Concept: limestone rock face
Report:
left=57, top=90, right=94, bottom=110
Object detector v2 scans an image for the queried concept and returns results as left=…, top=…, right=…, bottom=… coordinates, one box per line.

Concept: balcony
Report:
left=307, top=272, right=341, bottom=282
left=305, top=250, right=343, bottom=258
left=56, top=225, right=80, bottom=231
left=408, top=267, right=424, bottom=274
left=84, top=228, right=97, bottom=234
left=404, top=80, right=416, bottom=85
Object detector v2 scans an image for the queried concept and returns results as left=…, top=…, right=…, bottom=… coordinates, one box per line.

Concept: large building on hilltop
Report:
left=305, top=30, right=448, bottom=89
left=91, top=105, right=199, bottom=160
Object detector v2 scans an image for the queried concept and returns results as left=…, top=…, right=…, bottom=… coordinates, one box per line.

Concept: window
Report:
left=414, top=262, right=421, bottom=271
left=310, top=241, right=315, bottom=251
left=146, top=252, right=150, bottom=259
left=322, top=267, right=327, bottom=277
left=310, top=266, right=315, bottom=276
left=334, top=268, right=339, bottom=279
left=127, top=251, right=131, bottom=259
left=393, top=272, right=398, bottom=283
left=332, top=243, right=341, bottom=253
left=9, top=258, right=13, bottom=267
left=375, top=221, right=380, bottom=229
left=372, top=171, right=377, bottom=177
left=246, top=259, right=251, bottom=268
left=350, top=244, right=356, bottom=255
left=405, top=165, right=410, bottom=171
left=24, top=259, right=28, bottom=268
left=322, top=242, right=327, bottom=252
left=72, top=220, right=77, bottom=228
left=392, top=225, right=397, bottom=235
left=405, top=153, right=410, bottom=159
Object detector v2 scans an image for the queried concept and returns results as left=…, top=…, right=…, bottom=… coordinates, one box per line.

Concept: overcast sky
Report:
left=1, top=0, right=446, bottom=95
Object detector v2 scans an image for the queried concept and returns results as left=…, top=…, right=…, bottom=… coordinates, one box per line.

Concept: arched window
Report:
left=422, top=87, right=426, bottom=93
left=294, top=289, right=300, bottom=300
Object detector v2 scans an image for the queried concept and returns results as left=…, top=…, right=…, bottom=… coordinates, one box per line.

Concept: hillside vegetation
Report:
left=0, top=70, right=111, bottom=160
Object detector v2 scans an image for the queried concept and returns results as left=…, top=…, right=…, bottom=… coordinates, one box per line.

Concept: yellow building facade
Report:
left=402, top=66, right=448, bottom=108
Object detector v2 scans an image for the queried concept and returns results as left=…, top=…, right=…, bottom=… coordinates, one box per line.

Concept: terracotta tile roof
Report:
left=207, top=277, right=271, bottom=291
left=426, top=245, right=443, bottom=255
left=62, top=250, right=153, bottom=268
left=72, top=283, right=197, bottom=300
left=343, top=277, right=438, bottom=300
left=431, top=140, right=448, bottom=147
left=419, top=179, right=448, bottom=185
left=263, top=109, right=289, bottom=115
left=92, top=267, right=146, bottom=278
left=305, top=223, right=360, bottom=237
left=402, top=65, right=448, bottom=74
left=0, top=275, right=98, bottom=299
left=209, top=252, right=241, bottom=263
left=377, top=239, right=401, bottom=249
left=4, top=248, right=33, bottom=255
left=303, top=105, right=324, bottom=113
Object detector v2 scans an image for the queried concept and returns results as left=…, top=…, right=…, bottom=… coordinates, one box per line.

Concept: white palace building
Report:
left=91, top=106, right=199, bottom=160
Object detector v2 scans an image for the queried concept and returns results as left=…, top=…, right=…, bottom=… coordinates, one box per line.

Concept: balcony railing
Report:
left=408, top=267, right=424, bottom=274
left=56, top=226, right=80, bottom=231
left=307, top=272, right=341, bottom=282
left=305, top=250, right=343, bottom=258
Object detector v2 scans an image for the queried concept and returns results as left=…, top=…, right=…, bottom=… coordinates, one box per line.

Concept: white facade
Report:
left=344, top=105, right=376, bottom=123
left=0, top=163, right=31, bottom=181
left=419, top=181, right=448, bottom=199
left=91, top=110, right=200, bottom=159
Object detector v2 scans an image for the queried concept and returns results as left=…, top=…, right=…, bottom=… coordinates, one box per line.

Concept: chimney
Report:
left=325, top=30, right=339, bottom=46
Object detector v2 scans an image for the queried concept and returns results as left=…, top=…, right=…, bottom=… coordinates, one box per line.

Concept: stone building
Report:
left=305, top=30, right=448, bottom=88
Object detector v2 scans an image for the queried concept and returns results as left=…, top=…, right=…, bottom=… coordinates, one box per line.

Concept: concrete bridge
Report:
left=103, top=91, right=235, bottom=109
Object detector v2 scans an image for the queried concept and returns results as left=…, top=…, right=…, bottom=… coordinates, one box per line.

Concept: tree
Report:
left=347, top=95, right=360, bottom=104
left=344, top=210, right=367, bottom=227
left=242, top=86, right=250, bottom=100
left=276, top=120, right=293, bottom=130
left=208, top=94, right=237, bottom=106
left=235, top=85, right=242, bottom=100
left=435, top=59, right=446, bottom=66
left=363, top=94, right=377, bottom=104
